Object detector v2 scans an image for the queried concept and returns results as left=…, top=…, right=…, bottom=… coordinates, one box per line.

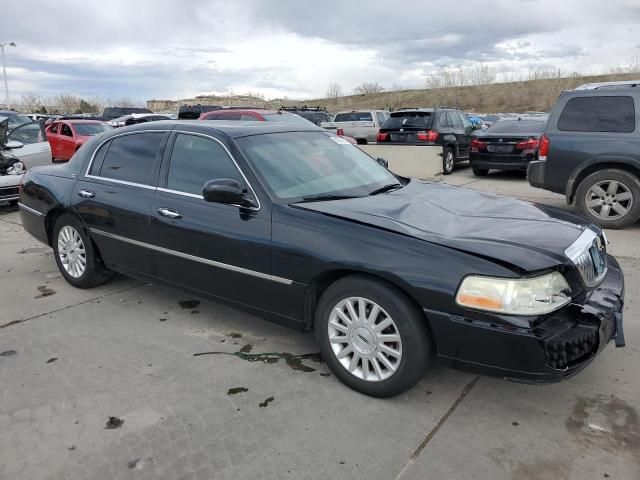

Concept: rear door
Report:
left=8, top=122, right=52, bottom=167
left=73, top=130, right=168, bottom=279
left=150, top=131, right=273, bottom=311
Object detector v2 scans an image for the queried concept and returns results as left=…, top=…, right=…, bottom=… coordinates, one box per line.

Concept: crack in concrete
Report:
left=394, top=376, right=480, bottom=480
left=0, top=283, right=144, bottom=329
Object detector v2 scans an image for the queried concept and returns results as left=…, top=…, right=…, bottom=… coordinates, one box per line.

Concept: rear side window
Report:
left=98, top=133, right=165, bottom=185
left=558, top=96, right=636, bottom=133
left=166, top=134, right=242, bottom=195
left=334, top=112, right=373, bottom=122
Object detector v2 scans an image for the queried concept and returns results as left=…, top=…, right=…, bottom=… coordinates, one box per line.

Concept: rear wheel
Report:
left=315, top=275, right=431, bottom=397
left=472, top=166, right=489, bottom=177
left=575, top=169, right=640, bottom=229
left=52, top=214, right=113, bottom=288
left=443, top=147, right=455, bottom=175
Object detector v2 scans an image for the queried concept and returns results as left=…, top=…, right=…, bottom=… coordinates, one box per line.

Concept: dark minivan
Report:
left=376, top=108, right=476, bottom=174
left=528, top=81, right=640, bottom=229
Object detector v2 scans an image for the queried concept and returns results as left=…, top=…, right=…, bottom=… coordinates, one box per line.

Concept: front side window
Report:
left=98, top=133, right=164, bottom=185
left=375, top=111, right=387, bottom=126
left=459, top=113, right=472, bottom=129
left=166, top=134, right=242, bottom=195
left=48, top=123, right=59, bottom=134
left=439, top=112, right=453, bottom=128
left=237, top=132, right=399, bottom=201
left=558, top=96, right=635, bottom=133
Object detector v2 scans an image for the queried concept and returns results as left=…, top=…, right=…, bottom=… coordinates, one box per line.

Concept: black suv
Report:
left=279, top=106, right=332, bottom=126
left=376, top=107, right=477, bottom=174
left=528, top=81, right=640, bottom=229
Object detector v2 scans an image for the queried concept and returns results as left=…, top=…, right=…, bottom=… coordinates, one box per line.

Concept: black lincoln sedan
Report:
left=18, top=121, right=625, bottom=397
left=470, top=117, right=547, bottom=176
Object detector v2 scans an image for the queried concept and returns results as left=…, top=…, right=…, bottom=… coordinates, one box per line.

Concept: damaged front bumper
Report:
left=427, top=254, right=625, bottom=383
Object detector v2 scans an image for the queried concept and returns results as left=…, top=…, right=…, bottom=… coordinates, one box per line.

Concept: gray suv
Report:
left=528, top=81, right=640, bottom=228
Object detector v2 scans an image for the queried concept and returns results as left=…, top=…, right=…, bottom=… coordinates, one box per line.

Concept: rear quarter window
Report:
left=558, top=96, right=636, bottom=133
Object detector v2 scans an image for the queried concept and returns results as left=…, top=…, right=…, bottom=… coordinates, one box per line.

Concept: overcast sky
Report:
left=2, top=0, right=640, bottom=103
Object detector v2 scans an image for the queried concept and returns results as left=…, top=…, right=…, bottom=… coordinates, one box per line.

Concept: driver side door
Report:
left=150, top=131, right=274, bottom=312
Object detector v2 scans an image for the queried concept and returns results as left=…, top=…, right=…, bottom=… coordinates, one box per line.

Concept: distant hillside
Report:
left=147, top=73, right=640, bottom=114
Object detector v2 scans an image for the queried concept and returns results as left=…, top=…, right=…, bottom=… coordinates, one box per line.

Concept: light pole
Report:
left=0, top=42, right=16, bottom=109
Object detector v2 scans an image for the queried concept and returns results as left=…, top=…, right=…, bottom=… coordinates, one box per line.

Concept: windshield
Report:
left=382, top=112, right=433, bottom=129
left=486, top=120, right=545, bottom=134
left=74, top=123, right=113, bottom=136
left=8, top=122, right=45, bottom=144
left=262, top=112, right=311, bottom=125
left=236, top=132, right=399, bottom=201
left=334, top=112, right=373, bottom=122
left=4, top=113, right=33, bottom=130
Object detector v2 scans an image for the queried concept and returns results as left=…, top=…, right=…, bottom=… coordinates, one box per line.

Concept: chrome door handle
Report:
left=158, top=208, right=182, bottom=219
left=78, top=189, right=95, bottom=198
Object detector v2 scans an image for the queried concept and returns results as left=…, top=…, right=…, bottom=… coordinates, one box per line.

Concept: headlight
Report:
left=6, top=161, right=25, bottom=175
left=455, top=272, right=571, bottom=315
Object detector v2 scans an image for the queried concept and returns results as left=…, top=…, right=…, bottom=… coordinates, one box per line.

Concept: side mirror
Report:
left=203, top=178, right=256, bottom=208
left=472, top=123, right=482, bottom=130
left=376, top=157, right=389, bottom=168
left=5, top=140, right=24, bottom=149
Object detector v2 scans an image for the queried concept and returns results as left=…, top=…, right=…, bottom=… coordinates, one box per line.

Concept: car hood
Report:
left=294, top=180, right=591, bottom=272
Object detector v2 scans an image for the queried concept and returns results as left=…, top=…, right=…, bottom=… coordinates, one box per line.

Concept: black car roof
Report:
left=109, top=119, right=323, bottom=139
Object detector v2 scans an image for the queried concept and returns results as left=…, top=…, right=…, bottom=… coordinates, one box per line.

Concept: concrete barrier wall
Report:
left=359, top=145, right=443, bottom=180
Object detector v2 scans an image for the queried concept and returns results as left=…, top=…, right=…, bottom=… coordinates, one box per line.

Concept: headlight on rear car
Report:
left=455, top=272, right=571, bottom=315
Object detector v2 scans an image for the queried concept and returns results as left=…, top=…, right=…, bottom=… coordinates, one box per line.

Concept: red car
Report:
left=199, top=108, right=357, bottom=144
left=46, top=120, right=113, bottom=161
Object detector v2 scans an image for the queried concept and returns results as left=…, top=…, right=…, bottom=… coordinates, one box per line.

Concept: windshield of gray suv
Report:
left=237, top=131, right=399, bottom=201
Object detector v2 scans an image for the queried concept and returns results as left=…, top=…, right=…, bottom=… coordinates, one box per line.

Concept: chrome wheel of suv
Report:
left=327, top=297, right=402, bottom=382
left=443, top=148, right=455, bottom=175
left=585, top=180, right=633, bottom=220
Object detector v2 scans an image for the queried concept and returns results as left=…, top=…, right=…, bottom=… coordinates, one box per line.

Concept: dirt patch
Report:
left=46, top=357, right=58, bottom=364
left=34, top=285, right=56, bottom=299
left=566, top=394, right=640, bottom=456
left=194, top=350, right=322, bottom=372
left=226, top=332, right=242, bottom=339
left=17, top=247, right=46, bottom=254
left=0, top=350, right=17, bottom=357
left=259, top=396, right=274, bottom=408
left=239, top=344, right=253, bottom=353
left=178, top=300, right=200, bottom=309
left=228, top=387, right=248, bottom=395
left=105, top=416, right=124, bottom=429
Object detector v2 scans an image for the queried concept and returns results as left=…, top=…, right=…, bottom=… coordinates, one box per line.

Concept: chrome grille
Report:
left=565, top=230, right=607, bottom=287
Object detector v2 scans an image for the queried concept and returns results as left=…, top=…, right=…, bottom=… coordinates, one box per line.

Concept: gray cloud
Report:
left=1, top=0, right=639, bottom=101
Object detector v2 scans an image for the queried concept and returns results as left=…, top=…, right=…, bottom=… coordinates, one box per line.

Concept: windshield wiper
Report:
left=295, top=194, right=363, bottom=203
left=369, top=183, right=403, bottom=195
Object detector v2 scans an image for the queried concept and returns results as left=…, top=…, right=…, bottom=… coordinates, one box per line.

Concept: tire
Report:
left=52, top=214, right=113, bottom=288
left=472, top=167, right=489, bottom=177
left=575, top=169, right=640, bottom=229
left=8, top=199, right=18, bottom=207
left=314, top=275, right=431, bottom=397
left=442, top=147, right=456, bottom=175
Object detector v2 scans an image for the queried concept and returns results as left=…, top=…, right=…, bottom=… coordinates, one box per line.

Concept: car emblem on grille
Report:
left=498, top=138, right=503, bottom=142
left=399, top=128, right=404, bottom=132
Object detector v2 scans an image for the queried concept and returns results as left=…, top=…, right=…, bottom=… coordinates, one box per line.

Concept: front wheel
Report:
left=442, top=147, right=456, bottom=175
left=575, top=169, right=640, bottom=229
left=315, top=275, right=431, bottom=397
left=52, top=214, right=113, bottom=288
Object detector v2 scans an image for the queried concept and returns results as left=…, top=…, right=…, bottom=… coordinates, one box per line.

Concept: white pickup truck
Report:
left=320, top=109, right=389, bottom=144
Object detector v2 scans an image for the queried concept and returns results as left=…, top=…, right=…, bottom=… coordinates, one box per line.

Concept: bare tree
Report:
left=468, top=64, right=497, bottom=86
left=326, top=82, right=343, bottom=100
left=353, top=82, right=384, bottom=95
left=19, top=93, right=45, bottom=112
